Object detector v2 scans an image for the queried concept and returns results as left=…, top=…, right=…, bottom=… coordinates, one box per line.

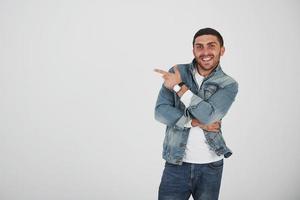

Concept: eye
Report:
left=195, top=45, right=203, bottom=50
left=208, top=44, right=216, bottom=49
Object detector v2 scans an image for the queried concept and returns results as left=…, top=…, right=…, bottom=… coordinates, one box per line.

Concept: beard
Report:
left=196, top=52, right=221, bottom=72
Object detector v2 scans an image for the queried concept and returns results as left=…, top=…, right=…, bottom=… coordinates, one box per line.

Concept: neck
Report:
left=196, top=64, right=218, bottom=77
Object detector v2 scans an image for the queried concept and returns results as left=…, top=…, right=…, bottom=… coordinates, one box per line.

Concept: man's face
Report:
left=193, top=35, right=225, bottom=72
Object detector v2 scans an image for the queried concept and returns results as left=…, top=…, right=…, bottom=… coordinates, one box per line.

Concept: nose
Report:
left=201, top=47, right=210, bottom=56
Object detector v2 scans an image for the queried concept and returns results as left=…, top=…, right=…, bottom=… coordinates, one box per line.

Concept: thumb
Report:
left=173, top=65, right=179, bottom=74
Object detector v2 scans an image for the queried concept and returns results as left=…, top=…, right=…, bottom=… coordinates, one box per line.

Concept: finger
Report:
left=214, top=123, right=220, bottom=128
left=173, top=65, right=179, bottom=74
left=211, top=122, right=220, bottom=128
left=211, top=125, right=218, bottom=129
left=209, top=123, right=217, bottom=128
left=154, top=69, right=168, bottom=76
left=162, top=74, right=169, bottom=79
left=208, top=127, right=218, bottom=132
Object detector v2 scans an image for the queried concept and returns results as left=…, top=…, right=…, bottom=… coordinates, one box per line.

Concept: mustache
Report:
left=199, top=54, right=214, bottom=58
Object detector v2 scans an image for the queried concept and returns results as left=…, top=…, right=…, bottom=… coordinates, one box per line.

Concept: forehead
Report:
left=194, top=35, right=219, bottom=45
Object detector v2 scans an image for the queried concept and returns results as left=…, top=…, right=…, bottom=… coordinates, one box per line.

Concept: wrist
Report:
left=173, top=84, right=181, bottom=93
left=172, top=82, right=184, bottom=93
left=177, top=84, right=189, bottom=97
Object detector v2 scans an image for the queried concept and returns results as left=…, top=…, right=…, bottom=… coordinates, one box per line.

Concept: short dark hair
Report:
left=193, top=28, right=224, bottom=47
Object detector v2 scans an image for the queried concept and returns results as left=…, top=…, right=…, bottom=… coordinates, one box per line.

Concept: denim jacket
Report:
left=155, top=59, right=238, bottom=165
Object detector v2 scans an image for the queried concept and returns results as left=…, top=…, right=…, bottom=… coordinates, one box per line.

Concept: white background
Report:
left=1, top=0, right=300, bottom=199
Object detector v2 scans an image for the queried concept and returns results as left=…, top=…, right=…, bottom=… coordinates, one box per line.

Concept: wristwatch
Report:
left=173, top=84, right=181, bottom=92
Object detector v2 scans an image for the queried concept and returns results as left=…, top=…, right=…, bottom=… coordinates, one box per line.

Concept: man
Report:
left=154, top=28, right=238, bottom=200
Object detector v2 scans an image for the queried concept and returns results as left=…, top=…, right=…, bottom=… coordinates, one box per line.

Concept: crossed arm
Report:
left=154, top=66, right=222, bottom=132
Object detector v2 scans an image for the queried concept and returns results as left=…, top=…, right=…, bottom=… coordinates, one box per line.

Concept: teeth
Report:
left=202, top=57, right=212, bottom=61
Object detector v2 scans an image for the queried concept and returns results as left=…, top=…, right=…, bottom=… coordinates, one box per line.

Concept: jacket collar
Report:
left=189, top=58, right=222, bottom=79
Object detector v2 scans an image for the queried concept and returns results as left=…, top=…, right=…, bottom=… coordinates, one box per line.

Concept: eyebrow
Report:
left=194, top=42, right=218, bottom=46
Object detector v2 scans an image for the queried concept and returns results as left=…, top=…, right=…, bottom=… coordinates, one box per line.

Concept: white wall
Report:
left=1, top=0, right=299, bottom=199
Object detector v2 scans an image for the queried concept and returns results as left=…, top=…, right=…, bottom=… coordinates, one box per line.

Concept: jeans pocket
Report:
left=208, top=159, right=224, bottom=170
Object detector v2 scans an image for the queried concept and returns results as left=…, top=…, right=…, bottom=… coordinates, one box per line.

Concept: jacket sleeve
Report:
left=154, top=83, right=186, bottom=127
left=187, top=82, right=238, bottom=125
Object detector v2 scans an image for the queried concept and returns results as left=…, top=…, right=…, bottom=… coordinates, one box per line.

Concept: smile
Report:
left=201, top=56, right=213, bottom=62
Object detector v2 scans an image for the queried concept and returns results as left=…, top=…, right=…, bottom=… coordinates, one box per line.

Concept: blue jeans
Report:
left=158, top=160, right=223, bottom=200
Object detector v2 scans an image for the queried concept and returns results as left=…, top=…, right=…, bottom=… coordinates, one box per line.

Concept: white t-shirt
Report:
left=180, top=71, right=223, bottom=164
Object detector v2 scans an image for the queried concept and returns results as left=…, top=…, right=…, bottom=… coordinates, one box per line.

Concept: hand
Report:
left=154, top=65, right=182, bottom=90
left=191, top=119, right=221, bottom=132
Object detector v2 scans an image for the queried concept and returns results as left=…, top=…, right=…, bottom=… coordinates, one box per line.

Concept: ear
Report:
left=220, top=46, right=225, bottom=56
left=192, top=47, right=196, bottom=57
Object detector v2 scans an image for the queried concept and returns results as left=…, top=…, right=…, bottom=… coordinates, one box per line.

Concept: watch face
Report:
left=173, top=85, right=181, bottom=92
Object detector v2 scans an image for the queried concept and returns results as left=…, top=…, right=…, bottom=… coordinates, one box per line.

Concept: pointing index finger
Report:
left=154, top=68, right=168, bottom=75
